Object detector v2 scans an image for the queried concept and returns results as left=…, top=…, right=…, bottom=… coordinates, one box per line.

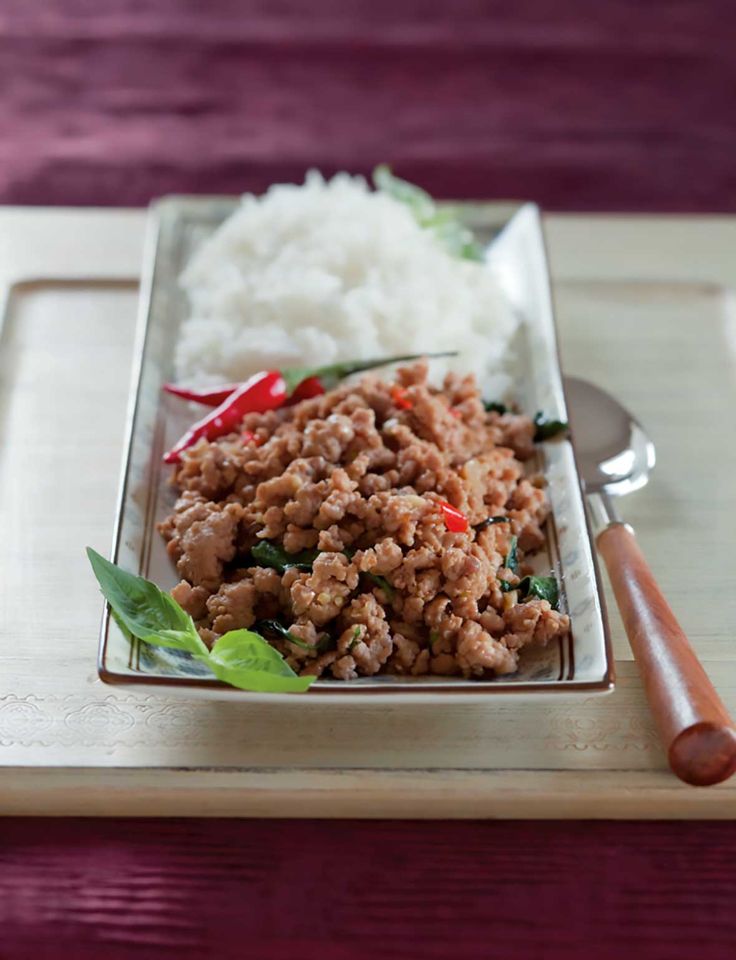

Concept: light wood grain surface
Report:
left=1, top=208, right=735, bottom=816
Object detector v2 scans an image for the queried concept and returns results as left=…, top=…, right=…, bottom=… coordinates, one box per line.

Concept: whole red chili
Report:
left=437, top=499, right=469, bottom=533
left=163, top=371, right=287, bottom=463
left=162, top=382, right=240, bottom=406
left=164, top=352, right=456, bottom=410
left=289, top=376, right=326, bottom=403
left=162, top=352, right=460, bottom=464
left=390, top=385, right=413, bottom=410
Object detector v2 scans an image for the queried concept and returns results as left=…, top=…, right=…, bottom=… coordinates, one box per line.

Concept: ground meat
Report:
left=456, top=619, right=519, bottom=676
left=389, top=632, right=421, bottom=674
left=290, top=552, right=360, bottom=627
left=336, top=593, right=392, bottom=676
left=160, top=362, right=570, bottom=680
left=504, top=598, right=570, bottom=650
left=158, top=496, right=244, bottom=590
left=170, top=580, right=210, bottom=620
left=206, top=579, right=258, bottom=634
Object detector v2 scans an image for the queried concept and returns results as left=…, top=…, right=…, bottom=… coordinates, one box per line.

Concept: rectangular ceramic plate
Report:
left=99, top=196, right=613, bottom=701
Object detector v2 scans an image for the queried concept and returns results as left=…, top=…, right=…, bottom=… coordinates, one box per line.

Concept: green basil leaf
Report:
left=208, top=630, right=314, bottom=692
left=429, top=213, right=485, bottom=262
left=347, top=626, right=362, bottom=652
left=499, top=579, right=516, bottom=593
left=483, top=401, right=507, bottom=414
left=316, top=633, right=334, bottom=653
left=255, top=618, right=313, bottom=651
left=341, top=547, right=395, bottom=600
left=373, top=165, right=484, bottom=261
left=364, top=571, right=395, bottom=601
left=87, top=547, right=207, bottom=657
left=475, top=516, right=510, bottom=530
left=533, top=412, right=569, bottom=442
left=373, top=164, right=436, bottom=221
left=504, top=535, right=519, bottom=574
left=250, top=541, right=320, bottom=573
left=89, top=548, right=315, bottom=694
left=518, top=575, right=560, bottom=609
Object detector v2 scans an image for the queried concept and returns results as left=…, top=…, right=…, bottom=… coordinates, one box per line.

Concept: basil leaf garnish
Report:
left=255, top=618, right=313, bottom=651
left=342, top=546, right=396, bottom=600
left=250, top=541, right=320, bottom=573
left=533, top=412, right=569, bottom=442
left=373, top=165, right=484, bottom=261
left=364, top=572, right=395, bottom=600
left=517, top=575, right=560, bottom=609
left=504, top=535, right=519, bottom=574
left=88, top=548, right=314, bottom=693
left=498, top=574, right=560, bottom=609
left=207, top=630, right=313, bottom=693
left=87, top=547, right=208, bottom=657
left=475, top=516, right=510, bottom=530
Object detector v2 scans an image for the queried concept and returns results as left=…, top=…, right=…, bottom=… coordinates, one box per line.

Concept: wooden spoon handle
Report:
left=597, top=522, right=736, bottom=786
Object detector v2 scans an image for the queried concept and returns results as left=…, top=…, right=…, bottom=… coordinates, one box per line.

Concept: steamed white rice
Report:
left=177, top=171, right=517, bottom=392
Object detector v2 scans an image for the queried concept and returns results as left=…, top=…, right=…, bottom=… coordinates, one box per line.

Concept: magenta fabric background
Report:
left=2, top=819, right=735, bottom=959
left=2, top=2, right=736, bottom=957
left=1, top=0, right=735, bottom=209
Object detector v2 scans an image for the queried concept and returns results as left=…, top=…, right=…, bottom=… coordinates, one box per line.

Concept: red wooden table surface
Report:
left=2, top=2, right=736, bottom=958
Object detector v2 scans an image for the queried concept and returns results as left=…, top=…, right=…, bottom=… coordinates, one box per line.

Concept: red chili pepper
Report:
left=241, top=430, right=265, bottom=446
left=449, top=407, right=462, bottom=419
left=163, top=371, right=287, bottom=463
left=164, top=352, right=458, bottom=411
left=390, top=385, right=413, bottom=410
left=289, top=376, right=326, bottom=403
left=437, top=499, right=469, bottom=533
left=162, top=382, right=241, bottom=406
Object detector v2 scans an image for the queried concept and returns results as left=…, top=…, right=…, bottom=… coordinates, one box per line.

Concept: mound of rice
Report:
left=176, top=171, right=517, bottom=391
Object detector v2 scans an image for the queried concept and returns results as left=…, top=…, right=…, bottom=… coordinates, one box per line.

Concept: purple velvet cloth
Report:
left=1, top=0, right=735, bottom=209
left=2, top=3, right=735, bottom=957
left=2, top=818, right=735, bottom=959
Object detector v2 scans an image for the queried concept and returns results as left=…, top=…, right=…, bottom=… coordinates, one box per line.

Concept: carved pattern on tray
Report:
left=0, top=690, right=660, bottom=753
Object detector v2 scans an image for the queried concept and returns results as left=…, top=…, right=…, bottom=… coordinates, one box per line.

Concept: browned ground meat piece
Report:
left=504, top=598, right=570, bottom=649
left=160, top=362, right=570, bottom=680
left=158, top=496, right=244, bottom=590
left=290, top=552, right=360, bottom=627
left=335, top=593, right=392, bottom=677
left=456, top=619, right=519, bottom=676
left=170, top=580, right=210, bottom=620
left=206, top=579, right=258, bottom=634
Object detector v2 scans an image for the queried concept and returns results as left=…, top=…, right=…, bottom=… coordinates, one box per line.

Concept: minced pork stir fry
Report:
left=158, top=361, right=569, bottom=680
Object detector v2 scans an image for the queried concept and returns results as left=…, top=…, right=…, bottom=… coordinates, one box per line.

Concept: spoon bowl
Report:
left=564, top=376, right=655, bottom=496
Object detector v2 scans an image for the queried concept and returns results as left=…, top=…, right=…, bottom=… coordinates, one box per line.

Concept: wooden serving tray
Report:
left=1, top=208, right=735, bottom=817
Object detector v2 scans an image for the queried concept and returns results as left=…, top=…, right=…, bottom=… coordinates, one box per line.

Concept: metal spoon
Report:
left=565, top=376, right=736, bottom=786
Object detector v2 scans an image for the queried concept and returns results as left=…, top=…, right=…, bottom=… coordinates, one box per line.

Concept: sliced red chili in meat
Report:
left=163, top=370, right=287, bottom=463
left=437, top=499, right=469, bottom=533
left=390, top=385, right=413, bottom=410
left=449, top=407, right=462, bottom=419
left=241, top=430, right=265, bottom=446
